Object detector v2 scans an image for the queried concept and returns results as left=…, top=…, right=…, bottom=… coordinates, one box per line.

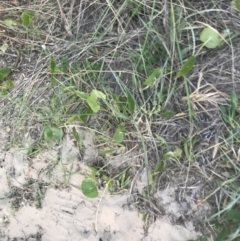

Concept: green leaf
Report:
left=59, top=57, right=69, bottom=72
left=153, top=161, right=164, bottom=173
left=79, top=107, right=93, bottom=122
left=215, top=228, right=230, bottom=241
left=81, top=178, right=98, bottom=198
left=200, top=27, right=222, bottom=49
left=228, top=209, right=240, bottom=220
left=232, top=0, right=240, bottom=11
left=177, top=56, right=195, bottom=77
left=0, top=89, right=7, bottom=97
left=150, top=161, right=164, bottom=185
left=85, top=90, right=106, bottom=113
left=199, top=237, right=208, bottom=241
left=86, top=95, right=101, bottom=113
left=106, top=179, right=114, bottom=189
left=160, top=111, right=175, bottom=119
left=127, top=91, right=135, bottom=114
left=44, top=127, right=63, bottom=141
left=157, top=92, right=164, bottom=103
left=0, top=68, right=10, bottom=81
left=0, top=43, right=8, bottom=53
left=67, top=115, right=79, bottom=122
left=3, top=19, right=18, bottom=26
left=86, top=165, right=99, bottom=175
left=220, top=105, right=235, bottom=127
left=143, top=67, right=162, bottom=86
left=231, top=91, right=238, bottom=109
left=118, top=123, right=125, bottom=132
left=6, top=80, right=14, bottom=89
left=74, top=91, right=89, bottom=100
left=21, top=11, right=34, bottom=26
left=63, top=86, right=76, bottom=92
left=44, top=128, right=53, bottom=140
left=173, top=147, right=182, bottom=158
left=155, top=134, right=167, bottom=145
left=142, top=213, right=148, bottom=222
left=163, top=147, right=182, bottom=161
left=72, top=127, right=82, bottom=147
left=51, top=76, right=58, bottom=86
left=220, top=105, right=228, bottom=121
left=50, top=58, right=56, bottom=72
left=90, top=90, right=106, bottom=100
left=113, top=123, right=125, bottom=144
left=184, top=141, right=195, bottom=162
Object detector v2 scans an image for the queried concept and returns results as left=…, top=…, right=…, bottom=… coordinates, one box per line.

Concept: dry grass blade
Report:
left=56, top=0, right=72, bottom=36
left=1, top=0, right=240, bottom=240
left=183, top=72, right=229, bottom=110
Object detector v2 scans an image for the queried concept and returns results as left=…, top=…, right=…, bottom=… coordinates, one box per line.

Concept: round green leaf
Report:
left=81, top=178, right=98, bottom=198
left=113, top=123, right=125, bottom=144
left=113, top=129, right=124, bottom=144
left=232, top=0, right=240, bottom=11
left=21, top=11, right=34, bottom=26
left=0, top=68, right=10, bottom=81
left=44, top=127, right=63, bottom=141
left=0, top=89, right=7, bottom=97
left=6, top=80, right=14, bottom=89
left=200, top=27, right=221, bottom=49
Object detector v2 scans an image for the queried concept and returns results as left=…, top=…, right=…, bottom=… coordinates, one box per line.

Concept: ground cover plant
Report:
left=1, top=0, right=240, bottom=240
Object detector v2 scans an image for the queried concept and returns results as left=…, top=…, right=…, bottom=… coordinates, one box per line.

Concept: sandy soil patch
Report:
left=0, top=127, right=202, bottom=241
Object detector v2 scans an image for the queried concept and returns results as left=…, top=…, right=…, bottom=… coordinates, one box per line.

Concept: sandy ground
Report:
left=0, top=126, right=202, bottom=241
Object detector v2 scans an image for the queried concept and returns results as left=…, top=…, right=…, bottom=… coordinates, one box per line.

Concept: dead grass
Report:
left=1, top=0, right=240, bottom=240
